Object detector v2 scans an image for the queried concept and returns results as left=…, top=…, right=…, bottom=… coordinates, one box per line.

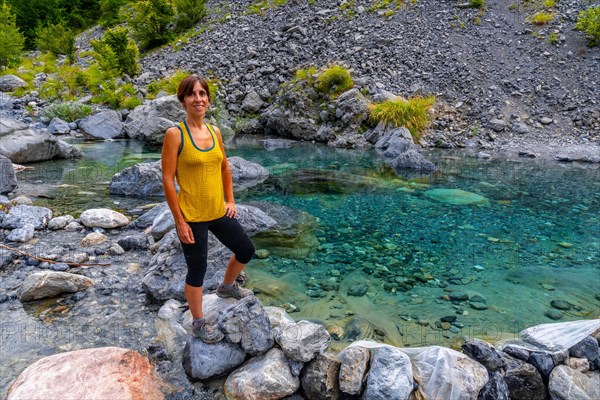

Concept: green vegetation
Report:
left=247, top=0, right=287, bottom=15
left=469, top=0, right=485, bottom=9
left=90, top=27, right=140, bottom=77
left=315, top=65, right=354, bottom=98
left=294, top=66, right=317, bottom=82
left=174, top=0, right=207, bottom=31
left=529, top=11, right=554, bottom=25
left=99, top=0, right=128, bottom=27
left=147, top=70, right=190, bottom=98
left=543, top=0, right=556, bottom=8
left=34, top=23, right=76, bottom=63
left=93, top=81, right=142, bottom=109
left=368, top=96, right=436, bottom=140
left=130, top=0, right=176, bottom=50
left=0, top=1, right=24, bottom=68
left=575, top=6, right=600, bottom=46
left=43, top=101, right=92, bottom=122
left=548, top=32, right=559, bottom=44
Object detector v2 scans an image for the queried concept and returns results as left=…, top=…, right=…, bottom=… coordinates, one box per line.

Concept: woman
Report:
left=161, top=74, right=255, bottom=343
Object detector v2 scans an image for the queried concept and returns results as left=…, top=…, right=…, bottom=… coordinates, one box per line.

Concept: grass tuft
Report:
left=529, top=11, right=554, bottom=25
left=43, top=101, right=92, bottom=122
left=368, top=96, right=436, bottom=140
left=575, top=6, right=600, bottom=47
left=315, top=65, right=354, bottom=98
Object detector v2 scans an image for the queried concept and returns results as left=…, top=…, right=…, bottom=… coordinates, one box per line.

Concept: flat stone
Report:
left=424, top=189, right=489, bottom=206
left=550, top=300, right=572, bottom=310
left=545, top=309, right=563, bottom=320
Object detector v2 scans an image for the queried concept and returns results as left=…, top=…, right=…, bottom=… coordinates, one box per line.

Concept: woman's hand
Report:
left=176, top=221, right=195, bottom=244
left=225, top=201, right=238, bottom=218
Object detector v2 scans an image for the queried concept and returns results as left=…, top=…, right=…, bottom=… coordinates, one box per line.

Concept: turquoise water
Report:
left=15, top=137, right=600, bottom=347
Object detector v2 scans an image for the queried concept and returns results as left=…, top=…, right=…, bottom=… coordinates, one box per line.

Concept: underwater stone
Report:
left=550, top=300, right=571, bottom=310
left=544, top=309, right=563, bottom=320
left=470, top=302, right=488, bottom=310
left=347, top=284, right=368, bottom=297
left=424, top=188, right=489, bottom=206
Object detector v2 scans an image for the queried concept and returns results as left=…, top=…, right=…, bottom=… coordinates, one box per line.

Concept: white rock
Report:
left=19, top=271, right=94, bottom=302
left=80, top=208, right=129, bottom=228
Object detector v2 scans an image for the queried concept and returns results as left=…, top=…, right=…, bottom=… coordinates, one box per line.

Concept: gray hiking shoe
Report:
left=216, top=282, right=253, bottom=299
left=192, top=319, right=224, bottom=343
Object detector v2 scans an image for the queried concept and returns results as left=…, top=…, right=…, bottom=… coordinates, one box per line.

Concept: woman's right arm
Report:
left=161, top=127, right=195, bottom=244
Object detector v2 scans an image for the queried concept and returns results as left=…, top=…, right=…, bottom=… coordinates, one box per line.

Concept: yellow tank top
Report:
left=175, top=121, right=225, bottom=222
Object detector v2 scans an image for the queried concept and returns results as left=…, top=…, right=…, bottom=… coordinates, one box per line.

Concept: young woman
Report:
left=161, top=75, right=255, bottom=342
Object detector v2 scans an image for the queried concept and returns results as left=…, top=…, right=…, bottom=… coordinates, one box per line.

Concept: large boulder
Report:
left=369, top=125, right=435, bottom=174
left=217, top=295, right=274, bottom=355
left=1, top=205, right=52, bottom=229
left=261, top=88, right=321, bottom=142
left=548, top=365, right=600, bottom=400
left=224, top=347, right=300, bottom=399
left=182, top=337, right=246, bottom=381
left=300, top=353, right=341, bottom=400
left=228, top=156, right=270, bottom=191
left=0, top=74, right=27, bottom=92
left=128, top=202, right=169, bottom=229
left=5, top=347, right=165, bottom=400
left=6, top=223, right=35, bottom=242
left=19, top=271, right=93, bottom=302
left=274, top=320, right=330, bottom=362
left=0, top=154, right=17, bottom=194
left=338, top=345, right=370, bottom=396
left=79, top=110, right=124, bottom=140
left=46, top=117, right=71, bottom=135
left=79, top=208, right=130, bottom=228
left=503, top=353, right=548, bottom=400
left=0, top=118, right=81, bottom=163
left=124, top=95, right=185, bottom=146
left=461, top=339, right=506, bottom=371
left=363, top=345, right=414, bottom=400
left=109, top=160, right=164, bottom=197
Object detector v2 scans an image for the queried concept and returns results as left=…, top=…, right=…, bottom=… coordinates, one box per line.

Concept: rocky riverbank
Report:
left=1, top=194, right=598, bottom=399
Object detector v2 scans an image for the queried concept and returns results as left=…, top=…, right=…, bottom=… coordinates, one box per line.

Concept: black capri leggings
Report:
left=181, top=215, right=255, bottom=287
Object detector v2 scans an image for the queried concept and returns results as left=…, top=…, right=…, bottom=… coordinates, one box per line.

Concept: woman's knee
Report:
left=185, top=272, right=205, bottom=287
left=235, top=240, right=255, bottom=264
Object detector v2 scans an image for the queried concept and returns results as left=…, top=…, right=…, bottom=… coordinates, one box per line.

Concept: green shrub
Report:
left=91, top=27, right=139, bottom=77
left=294, top=66, right=317, bottom=82
left=147, top=70, right=189, bottom=98
left=529, top=11, right=554, bottom=25
left=99, top=0, right=127, bottom=27
left=469, top=0, right=485, bottom=9
left=94, top=80, right=140, bottom=109
left=174, top=0, right=207, bottom=31
left=315, top=65, right=354, bottom=98
left=43, top=101, right=92, bottom=122
left=0, top=2, right=25, bottom=68
left=129, top=0, right=176, bottom=50
left=368, top=96, right=436, bottom=140
left=575, top=6, right=600, bottom=46
left=34, top=23, right=76, bottom=63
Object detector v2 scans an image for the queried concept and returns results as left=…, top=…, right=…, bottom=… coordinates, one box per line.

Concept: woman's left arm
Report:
left=216, top=126, right=237, bottom=218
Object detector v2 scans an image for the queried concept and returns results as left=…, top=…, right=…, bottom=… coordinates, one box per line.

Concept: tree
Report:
left=99, top=0, right=127, bottom=27
left=0, top=1, right=24, bottom=68
left=174, top=0, right=207, bottom=32
left=91, top=26, right=139, bottom=77
left=130, top=0, right=175, bottom=51
left=35, top=23, right=76, bottom=63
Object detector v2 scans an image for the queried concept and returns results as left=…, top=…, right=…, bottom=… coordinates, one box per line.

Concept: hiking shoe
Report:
left=216, top=282, right=253, bottom=299
left=192, top=319, right=224, bottom=343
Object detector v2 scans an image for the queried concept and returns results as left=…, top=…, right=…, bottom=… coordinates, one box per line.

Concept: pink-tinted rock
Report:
left=6, top=347, right=165, bottom=400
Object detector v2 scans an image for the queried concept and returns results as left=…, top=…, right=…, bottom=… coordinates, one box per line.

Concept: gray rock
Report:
left=540, top=117, right=553, bottom=125
left=182, top=337, right=246, bottom=381
left=333, top=88, right=368, bottom=127
left=79, top=208, right=129, bottom=228
left=241, top=91, right=264, bottom=113
left=275, top=320, right=330, bottom=362
left=79, top=110, right=124, bottom=140
left=19, top=271, right=94, bottom=302
left=390, top=149, right=436, bottom=172
left=47, top=118, right=71, bottom=135
left=224, top=348, right=299, bottom=399
left=2, top=205, right=52, bottom=229
left=300, top=353, right=341, bottom=400
left=228, top=156, right=270, bottom=191
left=348, top=283, right=368, bottom=297
left=488, top=119, right=508, bottom=132
left=0, top=154, right=17, bottom=194
left=550, top=300, right=572, bottom=310
left=149, top=206, right=175, bottom=241
left=109, top=160, right=164, bottom=197
left=548, top=365, right=600, bottom=400
left=477, top=370, right=509, bottom=400
left=64, top=221, right=82, bottom=231
left=117, top=233, right=149, bottom=250
left=569, top=337, right=600, bottom=369
left=462, top=339, right=506, bottom=371
left=545, top=309, right=563, bottom=320
left=504, top=354, right=548, bottom=400
left=338, top=345, right=370, bottom=395
left=124, top=95, right=185, bottom=145
left=529, top=351, right=555, bottom=382
left=6, top=223, right=35, bottom=242
left=261, top=90, right=321, bottom=142
left=0, top=74, right=27, bottom=92
left=512, top=122, right=530, bottom=134
left=48, top=215, right=74, bottom=230
left=128, top=203, right=169, bottom=229
left=217, top=295, right=274, bottom=355
left=264, top=306, right=295, bottom=330
left=262, top=139, right=296, bottom=150
left=362, top=345, right=413, bottom=400
left=0, top=120, right=81, bottom=163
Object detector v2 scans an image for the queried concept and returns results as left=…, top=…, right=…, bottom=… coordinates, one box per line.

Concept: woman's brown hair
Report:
left=177, top=75, right=210, bottom=103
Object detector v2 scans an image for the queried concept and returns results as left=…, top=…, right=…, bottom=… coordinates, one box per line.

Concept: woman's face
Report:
left=182, top=81, right=209, bottom=116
